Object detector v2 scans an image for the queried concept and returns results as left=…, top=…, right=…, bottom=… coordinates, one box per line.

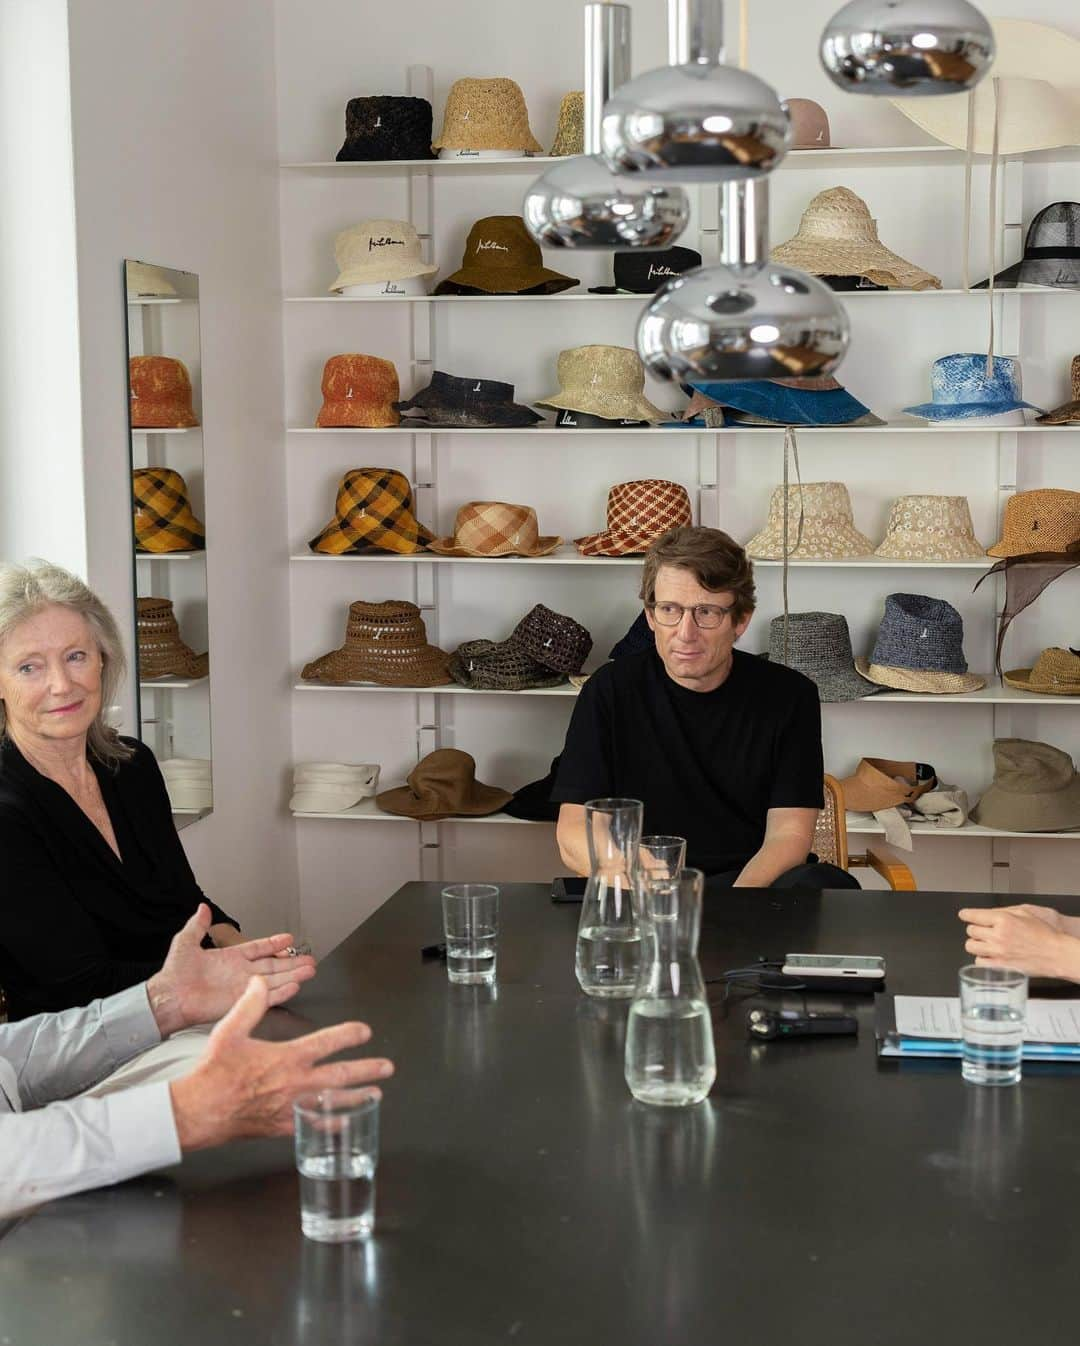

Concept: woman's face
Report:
left=0, top=605, right=104, bottom=749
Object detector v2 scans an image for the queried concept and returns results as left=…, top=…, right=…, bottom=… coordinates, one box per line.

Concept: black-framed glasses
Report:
left=647, top=600, right=735, bottom=630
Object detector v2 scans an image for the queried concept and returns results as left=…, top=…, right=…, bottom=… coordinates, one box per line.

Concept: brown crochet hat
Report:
left=1003, top=647, right=1080, bottom=696
left=505, top=604, right=592, bottom=675
left=316, top=355, right=400, bottom=428
left=137, top=597, right=208, bottom=680
left=1037, top=356, right=1080, bottom=425
left=433, top=78, right=542, bottom=153
left=376, top=748, right=512, bottom=820
left=428, top=502, right=561, bottom=558
left=301, top=600, right=451, bottom=687
left=449, top=639, right=567, bottom=691
left=986, top=489, right=1080, bottom=558
left=435, top=216, right=576, bottom=296
left=129, top=356, right=200, bottom=428
left=550, top=91, right=585, bottom=156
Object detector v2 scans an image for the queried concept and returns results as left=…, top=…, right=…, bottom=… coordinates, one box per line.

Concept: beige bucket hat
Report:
left=972, top=738, right=1080, bottom=832
left=433, top=78, right=543, bottom=153
left=329, top=220, right=438, bottom=292
left=874, top=495, right=987, bottom=562
left=550, top=91, right=585, bottom=156
left=428, top=501, right=562, bottom=557
left=1038, top=356, right=1080, bottom=425
left=745, top=482, right=874, bottom=560
left=537, top=345, right=666, bottom=423
left=1003, top=648, right=1080, bottom=697
left=772, top=187, right=941, bottom=291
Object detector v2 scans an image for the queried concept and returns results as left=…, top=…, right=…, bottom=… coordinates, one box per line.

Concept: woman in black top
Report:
left=0, top=561, right=239, bottom=1020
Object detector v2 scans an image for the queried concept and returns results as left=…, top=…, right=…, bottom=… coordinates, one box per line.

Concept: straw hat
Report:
left=575, top=479, right=693, bottom=557
left=376, top=748, right=512, bottom=820
left=537, top=345, right=665, bottom=423
left=433, top=78, right=543, bottom=153
left=839, top=758, right=938, bottom=813
left=336, top=96, right=435, bottom=162
left=308, top=469, right=432, bottom=556
left=855, top=594, right=986, bottom=695
left=903, top=354, right=1039, bottom=423
left=1037, top=356, right=1080, bottom=424
left=766, top=612, right=878, bottom=702
left=873, top=495, right=986, bottom=562
left=316, top=354, right=400, bottom=428
left=428, top=502, right=561, bottom=558
left=987, top=489, right=1080, bottom=558
left=1004, top=647, right=1080, bottom=697
left=129, top=356, right=200, bottom=428
left=435, top=215, right=576, bottom=295
left=301, top=600, right=451, bottom=687
left=550, top=92, right=585, bottom=156
left=771, top=187, right=941, bottom=291
left=449, top=639, right=567, bottom=691
left=972, top=738, right=1080, bottom=833
left=745, top=482, right=874, bottom=560
left=785, top=98, right=831, bottom=149
left=132, top=468, right=206, bottom=553
left=126, top=262, right=177, bottom=299
left=137, top=598, right=208, bottom=680
left=329, top=220, right=437, bottom=292
left=395, top=371, right=542, bottom=428
left=505, top=604, right=593, bottom=675
left=290, top=762, right=380, bottom=813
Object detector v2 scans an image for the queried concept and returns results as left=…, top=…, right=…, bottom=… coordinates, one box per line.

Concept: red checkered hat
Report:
left=575, top=479, right=693, bottom=557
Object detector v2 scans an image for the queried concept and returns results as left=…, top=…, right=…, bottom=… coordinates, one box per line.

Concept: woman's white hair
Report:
left=0, top=560, right=134, bottom=768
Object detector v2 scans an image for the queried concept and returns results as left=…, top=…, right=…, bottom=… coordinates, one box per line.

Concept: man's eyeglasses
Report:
left=647, top=601, right=735, bottom=630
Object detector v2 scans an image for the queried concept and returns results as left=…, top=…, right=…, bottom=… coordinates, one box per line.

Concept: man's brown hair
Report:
left=639, top=526, right=757, bottom=619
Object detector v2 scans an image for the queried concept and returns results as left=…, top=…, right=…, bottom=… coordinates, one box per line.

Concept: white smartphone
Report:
left=781, top=953, right=886, bottom=980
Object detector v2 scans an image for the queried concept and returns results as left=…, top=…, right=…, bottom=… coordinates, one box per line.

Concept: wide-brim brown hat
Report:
left=428, top=501, right=561, bottom=557
left=308, top=468, right=432, bottom=556
left=137, top=597, right=208, bottom=680
left=854, top=659, right=986, bottom=695
left=433, top=78, right=543, bottom=153
left=986, top=489, right=1080, bottom=558
left=376, top=748, right=512, bottom=820
left=537, top=345, right=665, bottom=423
left=449, top=639, right=567, bottom=691
left=972, top=737, right=1080, bottom=832
left=316, top=354, right=401, bottom=428
left=301, top=600, right=451, bottom=687
left=550, top=91, right=584, bottom=156
left=772, top=187, right=941, bottom=291
left=1003, top=647, right=1080, bottom=696
left=435, top=215, right=576, bottom=295
left=1037, top=356, right=1080, bottom=425
left=133, top=468, right=206, bottom=553
left=129, top=356, right=200, bottom=428
left=575, top=479, right=693, bottom=557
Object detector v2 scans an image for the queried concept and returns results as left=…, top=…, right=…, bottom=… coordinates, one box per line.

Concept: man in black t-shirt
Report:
left=552, top=526, right=858, bottom=892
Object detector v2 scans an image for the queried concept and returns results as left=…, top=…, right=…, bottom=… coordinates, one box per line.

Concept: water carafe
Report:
left=574, top=798, right=643, bottom=998
left=625, top=868, right=716, bottom=1106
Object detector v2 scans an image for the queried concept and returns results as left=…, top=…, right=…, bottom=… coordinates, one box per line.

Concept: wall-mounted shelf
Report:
left=285, top=287, right=1076, bottom=304
left=288, top=550, right=994, bottom=570
left=130, top=427, right=201, bottom=436
left=294, top=680, right=578, bottom=698
left=127, top=297, right=185, bottom=306
left=140, top=678, right=207, bottom=690
left=136, top=550, right=205, bottom=562
left=286, top=423, right=1074, bottom=436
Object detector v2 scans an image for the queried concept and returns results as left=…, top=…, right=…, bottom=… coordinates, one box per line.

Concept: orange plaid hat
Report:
left=133, top=468, right=206, bottom=553
left=309, top=468, right=433, bottom=555
left=575, top=479, right=693, bottom=556
left=428, top=501, right=562, bottom=557
left=129, top=356, right=200, bottom=428
left=316, top=354, right=400, bottom=428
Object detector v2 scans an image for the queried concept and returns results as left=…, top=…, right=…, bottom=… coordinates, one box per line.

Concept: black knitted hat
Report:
left=336, top=96, right=436, bottom=162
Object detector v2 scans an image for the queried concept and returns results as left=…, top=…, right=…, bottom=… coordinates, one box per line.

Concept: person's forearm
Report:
left=733, top=837, right=810, bottom=888
left=557, top=826, right=591, bottom=877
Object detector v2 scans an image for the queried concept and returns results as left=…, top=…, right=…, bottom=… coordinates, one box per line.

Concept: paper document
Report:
left=894, top=995, right=1080, bottom=1044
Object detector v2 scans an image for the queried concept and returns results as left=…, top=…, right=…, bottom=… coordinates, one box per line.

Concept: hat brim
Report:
left=972, top=779, right=1080, bottom=832
left=574, top=529, right=668, bottom=557
left=330, top=258, right=439, bottom=291
left=374, top=781, right=513, bottom=820
left=434, top=267, right=577, bottom=295
left=337, top=144, right=437, bottom=162
left=745, top=524, right=875, bottom=561
left=902, top=400, right=1039, bottom=420
left=975, top=256, right=1080, bottom=290
left=771, top=238, right=940, bottom=291
left=874, top=532, right=987, bottom=561
left=427, top=533, right=563, bottom=558
left=762, top=657, right=882, bottom=701
left=1002, top=667, right=1080, bottom=695
left=308, top=524, right=432, bottom=556
left=536, top=390, right=666, bottom=423
left=300, top=650, right=452, bottom=688
left=1037, top=400, right=1080, bottom=424
left=854, top=658, right=986, bottom=694
left=316, top=404, right=400, bottom=428
left=686, top=381, right=873, bottom=426
left=395, top=394, right=543, bottom=427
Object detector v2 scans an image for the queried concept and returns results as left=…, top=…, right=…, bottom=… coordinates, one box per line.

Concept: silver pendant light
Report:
left=523, top=4, right=689, bottom=249
left=820, top=0, right=995, bottom=95
left=599, top=0, right=789, bottom=183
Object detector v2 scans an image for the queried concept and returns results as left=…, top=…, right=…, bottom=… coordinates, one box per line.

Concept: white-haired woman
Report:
left=0, top=561, right=240, bottom=1020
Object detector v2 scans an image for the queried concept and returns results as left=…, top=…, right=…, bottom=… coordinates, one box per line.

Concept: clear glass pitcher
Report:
left=574, top=798, right=644, bottom=999
left=625, top=868, right=716, bottom=1106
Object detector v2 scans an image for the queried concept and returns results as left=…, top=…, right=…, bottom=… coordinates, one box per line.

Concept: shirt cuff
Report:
left=99, top=984, right=164, bottom=1072
left=102, top=1082, right=182, bottom=1179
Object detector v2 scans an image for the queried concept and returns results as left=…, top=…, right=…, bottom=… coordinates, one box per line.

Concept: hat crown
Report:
left=1026, top=201, right=1080, bottom=252
left=435, top=78, right=539, bottom=151
left=550, top=90, right=585, bottom=156
left=871, top=593, right=967, bottom=673
left=452, top=500, right=540, bottom=551
left=335, top=219, right=423, bottom=269
left=797, top=187, right=879, bottom=244
left=1029, top=647, right=1080, bottom=689
left=607, top=479, right=692, bottom=531
left=321, top=353, right=399, bottom=400
left=133, top=466, right=189, bottom=502
left=427, top=370, right=513, bottom=404
left=405, top=748, right=482, bottom=807
left=767, top=480, right=854, bottom=523
left=344, top=600, right=430, bottom=651
left=768, top=611, right=854, bottom=667
left=506, top=603, right=593, bottom=674
left=928, top=353, right=1024, bottom=407
left=882, top=494, right=977, bottom=536
left=1070, top=354, right=1080, bottom=399
left=996, top=488, right=1080, bottom=554
left=463, top=215, right=539, bottom=271
left=785, top=98, right=831, bottom=149
left=130, top=356, right=192, bottom=397
left=992, top=738, right=1078, bottom=793
left=335, top=467, right=413, bottom=514
left=558, top=344, right=646, bottom=395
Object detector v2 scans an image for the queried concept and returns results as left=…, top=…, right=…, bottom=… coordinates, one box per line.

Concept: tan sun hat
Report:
left=972, top=738, right=1080, bottom=833
left=550, top=91, right=584, bottom=156
left=986, top=489, right=1080, bottom=558
left=433, top=78, right=543, bottom=153
left=301, top=600, right=451, bottom=687
left=772, top=187, right=941, bottom=291
left=745, top=482, right=874, bottom=560
left=1003, top=647, right=1080, bottom=696
left=428, top=501, right=562, bottom=557
left=329, top=220, right=437, bottom=292
left=1038, top=356, right=1080, bottom=425
left=873, top=495, right=987, bottom=562
left=537, top=345, right=666, bottom=423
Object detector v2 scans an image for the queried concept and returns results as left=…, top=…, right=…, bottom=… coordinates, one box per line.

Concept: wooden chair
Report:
left=816, top=774, right=917, bottom=891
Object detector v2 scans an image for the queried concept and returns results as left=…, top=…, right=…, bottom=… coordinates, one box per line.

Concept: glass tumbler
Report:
left=294, top=1090, right=380, bottom=1242
left=959, top=964, right=1028, bottom=1087
left=441, top=884, right=499, bottom=985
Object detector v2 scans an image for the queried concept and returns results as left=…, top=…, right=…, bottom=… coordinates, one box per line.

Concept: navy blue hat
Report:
left=854, top=593, right=987, bottom=694
left=685, top=376, right=876, bottom=427
left=609, top=611, right=655, bottom=659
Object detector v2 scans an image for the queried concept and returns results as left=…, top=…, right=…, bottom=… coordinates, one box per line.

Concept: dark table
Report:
left=1, top=884, right=1077, bottom=1345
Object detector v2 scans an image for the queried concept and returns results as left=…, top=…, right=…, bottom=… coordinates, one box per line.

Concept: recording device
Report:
left=781, top=953, right=886, bottom=981
left=551, top=876, right=587, bottom=903
left=747, top=1008, right=858, bottom=1040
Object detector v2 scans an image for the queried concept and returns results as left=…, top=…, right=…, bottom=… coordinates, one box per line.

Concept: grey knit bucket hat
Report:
left=855, top=593, right=986, bottom=694
left=766, top=612, right=880, bottom=702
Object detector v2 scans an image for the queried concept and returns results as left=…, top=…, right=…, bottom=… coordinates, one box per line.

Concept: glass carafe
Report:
left=574, top=798, right=644, bottom=999
left=625, top=868, right=716, bottom=1106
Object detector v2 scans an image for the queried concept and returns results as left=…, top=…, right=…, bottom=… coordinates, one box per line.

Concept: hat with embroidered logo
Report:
left=315, top=354, right=400, bottom=428
left=394, top=371, right=543, bottom=428
left=766, top=612, right=878, bottom=702
left=1037, top=355, right=1080, bottom=424
left=986, top=489, right=1080, bottom=558
left=1004, top=647, right=1080, bottom=697
left=132, top=468, right=206, bottom=553
left=839, top=758, right=938, bottom=813
left=873, top=495, right=987, bottom=562
left=301, top=600, right=451, bottom=687
left=435, top=215, right=576, bottom=295
left=550, top=91, right=585, bottom=156
left=336, top=95, right=436, bottom=161
left=855, top=593, right=986, bottom=694
left=575, top=479, right=693, bottom=557
left=137, top=597, right=208, bottom=680
left=376, top=748, right=512, bottom=820
left=971, top=738, right=1080, bottom=833
left=129, top=356, right=199, bottom=428
left=537, top=345, right=666, bottom=423
left=975, top=202, right=1080, bottom=291
left=786, top=98, right=832, bottom=149
left=588, top=246, right=703, bottom=295
left=449, top=639, right=568, bottom=691
left=329, top=220, right=437, bottom=292
left=428, top=502, right=561, bottom=558
left=903, top=354, right=1040, bottom=424
left=505, top=604, right=593, bottom=675
left=433, top=78, right=543, bottom=153
left=746, top=482, right=874, bottom=560
left=308, top=469, right=432, bottom=556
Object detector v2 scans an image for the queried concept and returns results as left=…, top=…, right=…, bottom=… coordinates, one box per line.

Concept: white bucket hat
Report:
left=159, top=758, right=212, bottom=811
left=290, top=762, right=381, bottom=813
left=329, top=220, right=438, bottom=293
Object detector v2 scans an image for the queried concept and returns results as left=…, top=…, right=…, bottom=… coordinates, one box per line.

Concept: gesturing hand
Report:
left=146, top=903, right=318, bottom=1037
left=169, top=976, right=394, bottom=1152
left=958, top=904, right=1071, bottom=980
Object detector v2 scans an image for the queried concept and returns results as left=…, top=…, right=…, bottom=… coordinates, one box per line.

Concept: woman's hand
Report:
left=958, top=904, right=1076, bottom=980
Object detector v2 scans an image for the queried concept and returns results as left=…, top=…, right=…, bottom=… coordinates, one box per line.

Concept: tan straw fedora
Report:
left=1037, top=357, right=1080, bottom=425
left=329, top=219, right=437, bottom=292
left=873, top=495, right=987, bottom=562
left=972, top=739, right=1080, bottom=833
left=376, top=748, right=512, bottom=820
left=746, top=482, right=874, bottom=560
left=1003, top=647, right=1080, bottom=696
left=433, top=78, right=543, bottom=153
left=301, top=600, right=451, bottom=687
left=550, top=91, right=584, bottom=156
left=537, top=345, right=666, bottom=423
left=986, top=489, right=1080, bottom=558
left=772, top=187, right=941, bottom=291
left=428, top=501, right=561, bottom=558
left=137, top=598, right=208, bottom=680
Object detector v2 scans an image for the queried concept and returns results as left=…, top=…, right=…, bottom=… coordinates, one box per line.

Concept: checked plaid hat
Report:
left=309, top=469, right=432, bottom=555
left=428, top=501, right=561, bottom=557
left=132, top=468, right=206, bottom=553
left=575, top=479, right=693, bottom=557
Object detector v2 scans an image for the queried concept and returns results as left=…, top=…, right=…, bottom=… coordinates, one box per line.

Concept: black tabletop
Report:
left=2, top=884, right=1078, bottom=1346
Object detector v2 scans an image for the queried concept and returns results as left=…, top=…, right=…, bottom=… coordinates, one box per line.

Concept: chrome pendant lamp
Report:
left=523, top=4, right=689, bottom=249
left=820, top=0, right=995, bottom=96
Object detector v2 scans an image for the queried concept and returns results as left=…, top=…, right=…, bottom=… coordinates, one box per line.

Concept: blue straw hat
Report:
left=903, top=353, right=1041, bottom=422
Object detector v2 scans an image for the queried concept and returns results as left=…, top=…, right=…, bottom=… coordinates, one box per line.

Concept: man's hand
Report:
left=169, top=977, right=394, bottom=1152
left=146, top=904, right=317, bottom=1038
left=959, top=904, right=1076, bottom=980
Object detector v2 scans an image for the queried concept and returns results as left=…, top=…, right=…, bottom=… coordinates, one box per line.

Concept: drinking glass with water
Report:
left=442, top=884, right=499, bottom=985
left=575, top=798, right=644, bottom=999
left=294, top=1090, right=380, bottom=1242
left=959, top=965, right=1028, bottom=1087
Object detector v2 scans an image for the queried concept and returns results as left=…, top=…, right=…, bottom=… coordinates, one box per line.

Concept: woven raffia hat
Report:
left=903, top=354, right=1039, bottom=422
left=550, top=91, right=585, bottom=156
left=308, top=469, right=432, bottom=556
left=433, top=78, right=543, bottom=153
left=137, top=597, right=208, bottom=680
left=976, top=203, right=1080, bottom=291
left=126, top=262, right=177, bottom=299
left=1038, top=356, right=1080, bottom=424
left=1004, top=647, right=1080, bottom=696
left=376, top=748, right=512, bottom=820
left=329, top=220, right=437, bottom=291
left=133, top=468, right=206, bottom=553
left=576, top=479, right=693, bottom=557
left=428, top=501, right=561, bottom=558
left=766, top=612, right=879, bottom=702
left=972, top=738, right=1080, bottom=833
left=435, top=215, right=576, bottom=295
left=987, top=489, right=1080, bottom=558
left=395, top=371, right=542, bottom=428
left=771, top=187, right=941, bottom=291
left=301, top=600, right=451, bottom=687
left=874, top=495, right=987, bottom=562
left=336, top=96, right=436, bottom=161
left=537, top=345, right=666, bottom=423
left=505, top=604, right=593, bottom=675
left=855, top=593, right=986, bottom=694
left=316, top=354, right=400, bottom=428
left=129, top=356, right=200, bottom=428
left=746, top=482, right=873, bottom=560
left=449, top=639, right=567, bottom=691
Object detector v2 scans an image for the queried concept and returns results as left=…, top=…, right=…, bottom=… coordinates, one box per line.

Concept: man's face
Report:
left=644, top=564, right=752, bottom=689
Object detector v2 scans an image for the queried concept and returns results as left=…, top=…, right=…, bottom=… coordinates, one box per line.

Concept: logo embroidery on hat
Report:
left=647, top=264, right=678, bottom=280
left=920, top=627, right=929, bottom=639
left=383, top=282, right=405, bottom=294
left=472, top=382, right=483, bottom=393
left=345, top=385, right=354, bottom=399
left=369, top=236, right=405, bottom=250
left=562, top=414, right=578, bottom=425
left=815, top=128, right=825, bottom=142
left=477, top=239, right=509, bottom=253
